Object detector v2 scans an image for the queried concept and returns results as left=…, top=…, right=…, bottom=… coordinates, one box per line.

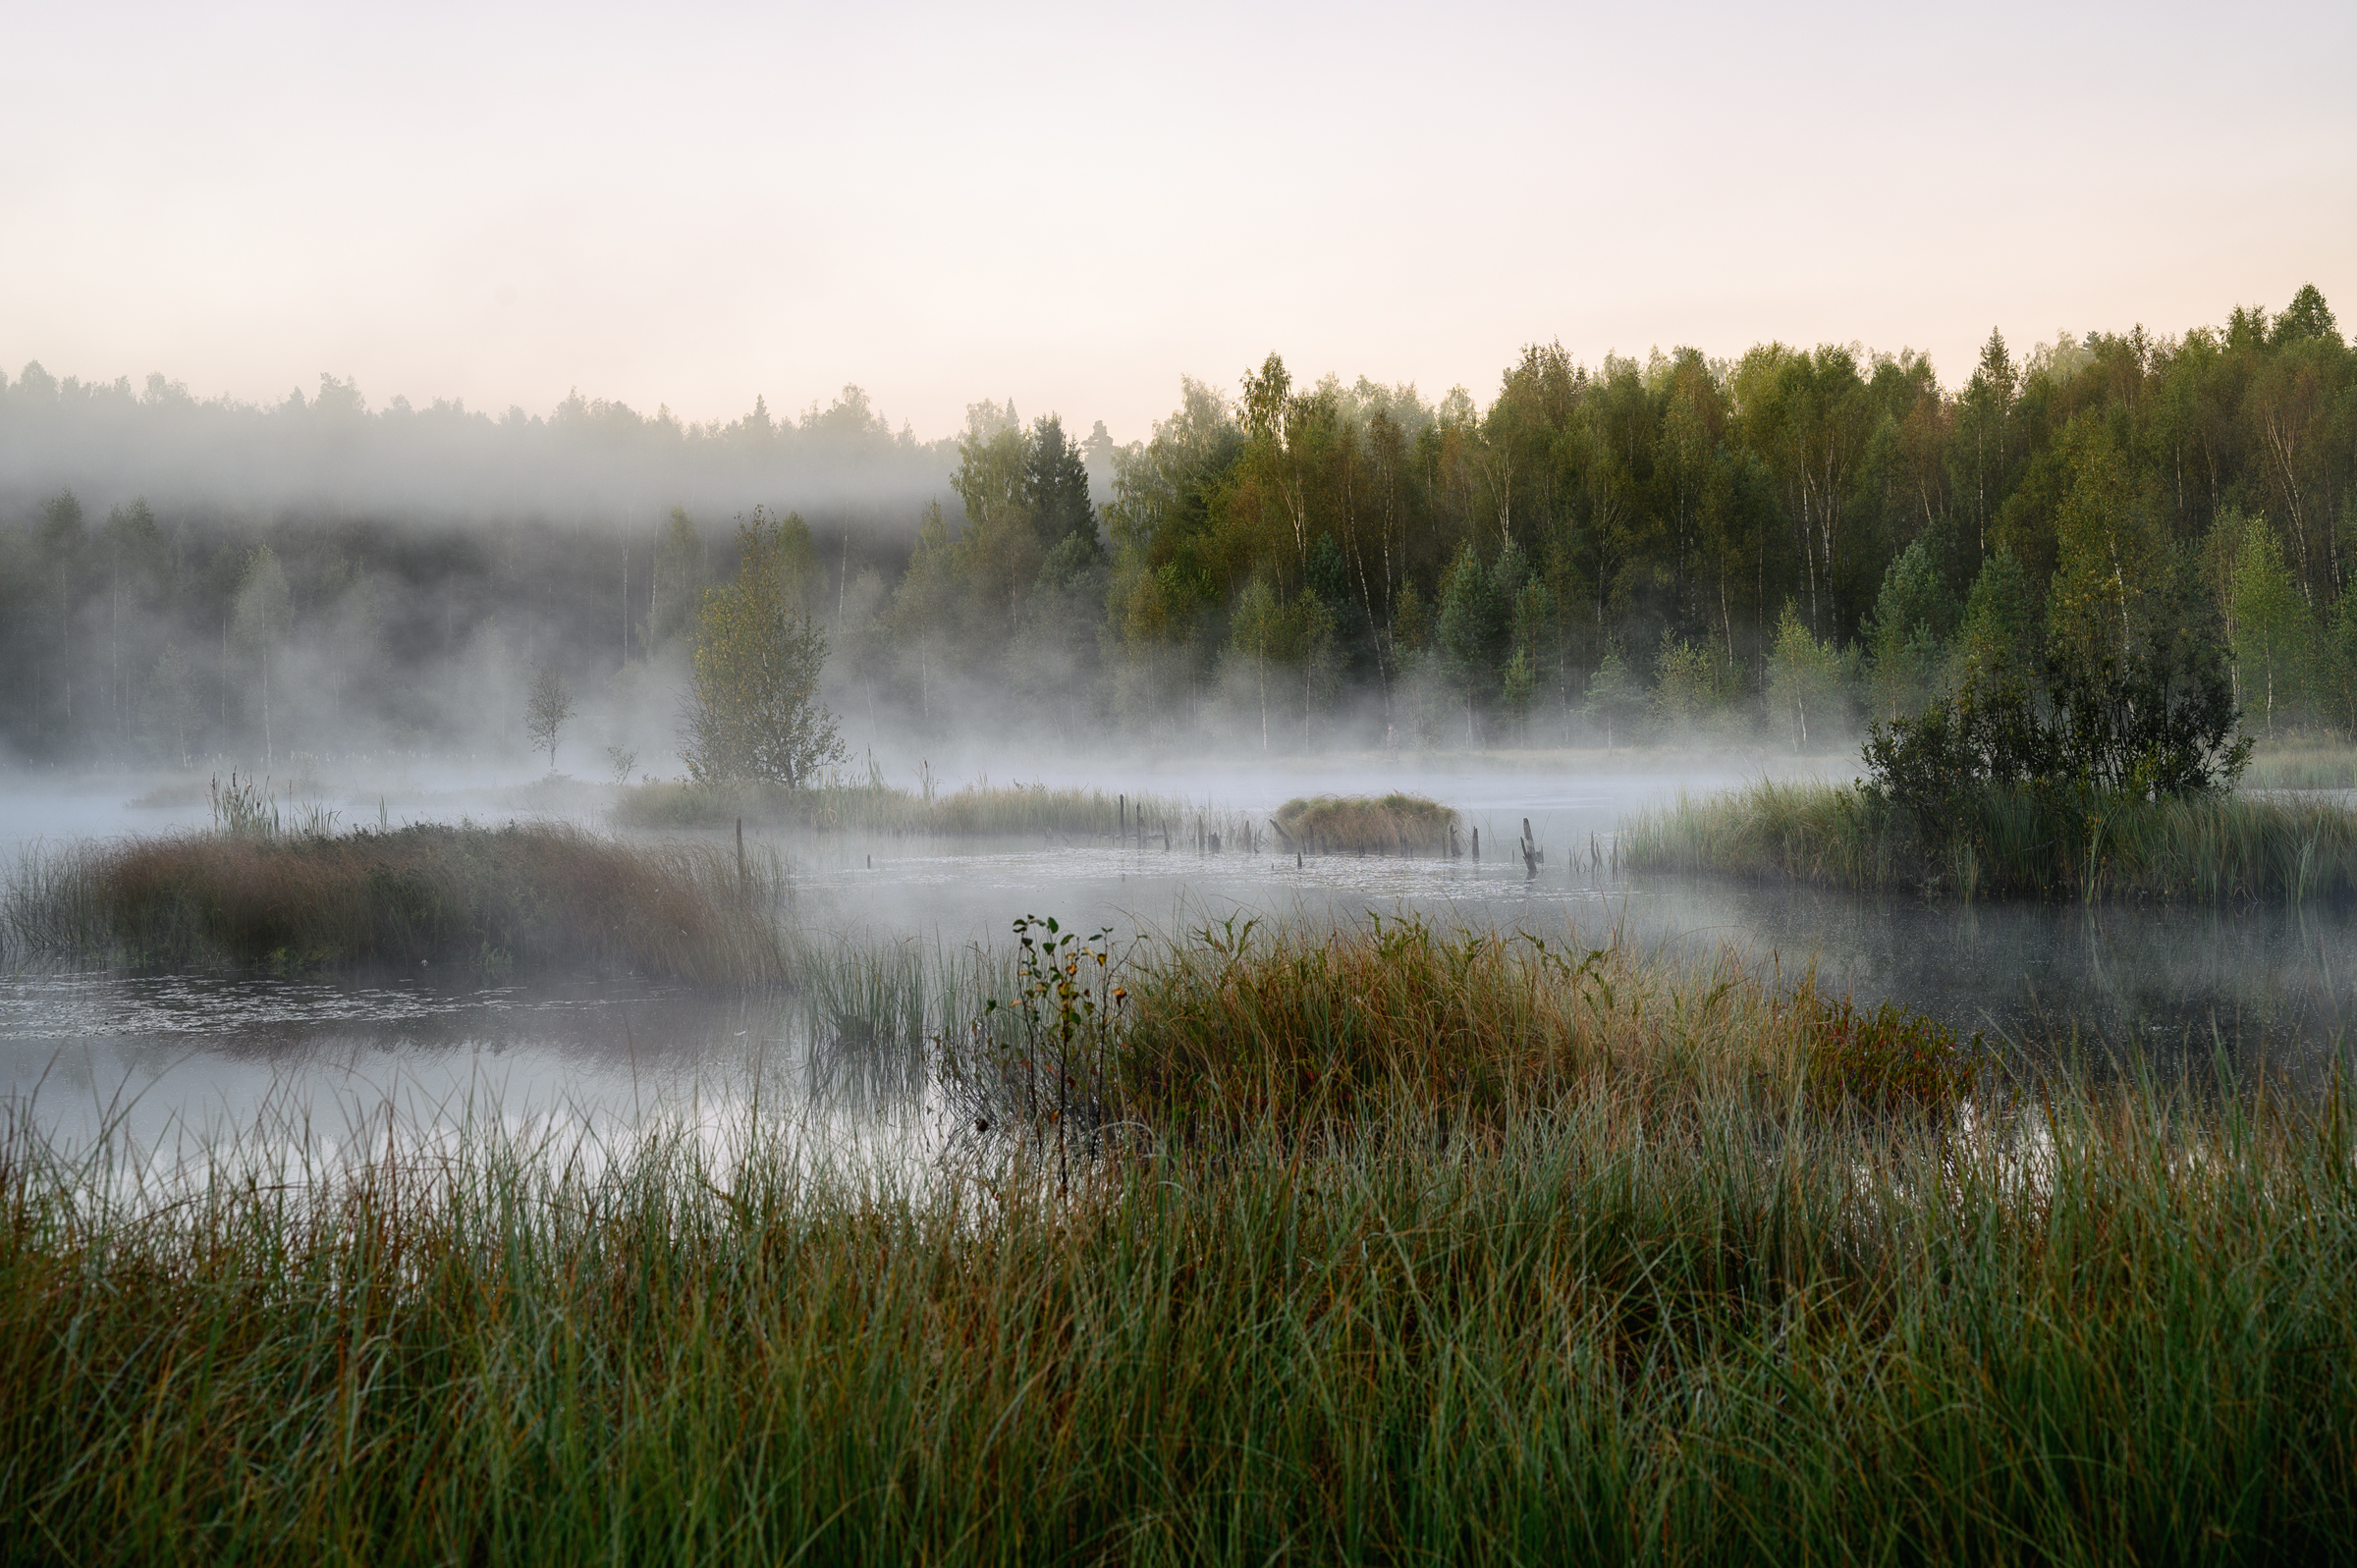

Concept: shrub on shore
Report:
left=3, top=822, right=790, bottom=982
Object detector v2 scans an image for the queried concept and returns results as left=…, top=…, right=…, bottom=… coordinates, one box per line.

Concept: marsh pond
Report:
left=8, top=762, right=2354, bottom=1166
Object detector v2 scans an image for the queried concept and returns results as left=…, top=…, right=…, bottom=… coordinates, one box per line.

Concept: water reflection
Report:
left=0, top=967, right=928, bottom=1174
left=9, top=821, right=2355, bottom=1165
left=791, top=828, right=2357, bottom=1079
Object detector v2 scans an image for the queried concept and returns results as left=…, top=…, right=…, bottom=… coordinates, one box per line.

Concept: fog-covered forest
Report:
left=4, top=284, right=2351, bottom=772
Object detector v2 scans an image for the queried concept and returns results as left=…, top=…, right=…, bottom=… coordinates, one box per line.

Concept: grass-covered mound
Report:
left=942, top=915, right=1976, bottom=1179
left=1103, top=917, right=1968, bottom=1134
left=613, top=777, right=1226, bottom=840
left=1622, top=777, right=2357, bottom=902
left=4, top=823, right=790, bottom=983
left=1269, top=792, right=1456, bottom=855
left=4, top=920, right=2350, bottom=1560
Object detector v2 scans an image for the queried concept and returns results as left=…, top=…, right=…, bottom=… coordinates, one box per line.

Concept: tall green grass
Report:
left=3, top=822, right=793, bottom=983
left=2242, top=744, right=2357, bottom=791
left=4, top=1060, right=2352, bottom=1561
left=939, top=911, right=1980, bottom=1169
left=1623, top=777, right=2357, bottom=902
left=8, top=910, right=2350, bottom=1559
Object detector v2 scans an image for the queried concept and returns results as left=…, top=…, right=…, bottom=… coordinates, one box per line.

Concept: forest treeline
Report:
left=857, top=284, right=2357, bottom=756
left=0, top=368, right=962, bottom=521
left=2, top=285, right=2351, bottom=769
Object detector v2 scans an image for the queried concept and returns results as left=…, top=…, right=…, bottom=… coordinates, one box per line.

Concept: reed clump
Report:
left=3, top=822, right=790, bottom=983
left=2242, top=744, right=2357, bottom=791
left=948, top=914, right=1977, bottom=1154
left=1269, top=791, right=1456, bottom=854
left=613, top=776, right=1222, bottom=840
left=1623, top=777, right=2357, bottom=902
left=3, top=1055, right=2352, bottom=1561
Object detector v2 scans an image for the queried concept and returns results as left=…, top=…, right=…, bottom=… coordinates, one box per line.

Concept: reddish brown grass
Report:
left=9, top=823, right=789, bottom=983
left=1270, top=793, right=1458, bottom=855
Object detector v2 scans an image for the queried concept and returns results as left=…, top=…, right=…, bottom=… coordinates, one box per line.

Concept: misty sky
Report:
left=10, top=0, right=2353, bottom=442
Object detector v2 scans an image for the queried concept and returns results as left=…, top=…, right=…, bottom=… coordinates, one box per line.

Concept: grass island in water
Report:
left=1268, top=792, right=1458, bottom=857
left=613, top=773, right=1259, bottom=848
left=1622, top=777, right=2357, bottom=903
left=5, top=818, right=791, bottom=983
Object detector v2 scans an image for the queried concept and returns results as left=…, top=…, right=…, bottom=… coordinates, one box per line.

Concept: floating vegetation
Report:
left=612, top=774, right=1249, bottom=844
left=1268, top=792, right=1457, bottom=855
left=936, top=911, right=1984, bottom=1159
left=3, top=822, right=792, bottom=983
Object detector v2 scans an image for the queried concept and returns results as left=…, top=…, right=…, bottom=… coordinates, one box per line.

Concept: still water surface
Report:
left=6, top=769, right=2354, bottom=1165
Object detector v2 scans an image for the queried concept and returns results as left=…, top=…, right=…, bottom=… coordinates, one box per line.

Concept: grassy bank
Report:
left=613, top=777, right=1247, bottom=844
left=1269, top=793, right=1456, bottom=856
left=3, top=822, right=791, bottom=983
left=5, top=1005, right=2351, bottom=1558
left=1621, top=777, right=2357, bottom=902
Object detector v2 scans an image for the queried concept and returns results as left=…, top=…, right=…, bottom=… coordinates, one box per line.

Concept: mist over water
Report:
left=8, top=750, right=2355, bottom=1174
left=8, top=309, right=2357, bottom=1142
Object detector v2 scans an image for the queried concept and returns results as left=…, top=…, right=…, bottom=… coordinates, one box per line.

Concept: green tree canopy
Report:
left=1023, top=413, right=1096, bottom=555
left=2228, top=513, right=2310, bottom=736
left=682, top=514, right=845, bottom=787
left=1956, top=549, right=2038, bottom=684
left=1863, top=535, right=1955, bottom=721
left=1765, top=603, right=1848, bottom=753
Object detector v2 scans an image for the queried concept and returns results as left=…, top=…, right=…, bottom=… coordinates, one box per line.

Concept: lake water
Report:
left=6, top=761, right=2353, bottom=1169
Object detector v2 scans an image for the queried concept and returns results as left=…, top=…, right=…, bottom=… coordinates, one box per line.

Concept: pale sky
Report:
left=8, top=0, right=2353, bottom=443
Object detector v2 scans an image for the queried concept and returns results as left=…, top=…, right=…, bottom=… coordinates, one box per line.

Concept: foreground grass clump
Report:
left=3, top=822, right=790, bottom=982
left=946, top=914, right=1976, bottom=1162
left=613, top=776, right=1228, bottom=841
left=1622, top=777, right=2357, bottom=902
left=5, top=1063, right=2353, bottom=1562
left=1270, top=792, right=1456, bottom=855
